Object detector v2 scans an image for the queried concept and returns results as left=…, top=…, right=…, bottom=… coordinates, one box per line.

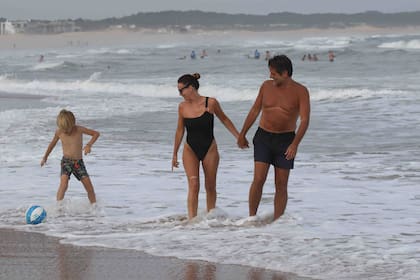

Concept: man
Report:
left=237, top=55, right=310, bottom=221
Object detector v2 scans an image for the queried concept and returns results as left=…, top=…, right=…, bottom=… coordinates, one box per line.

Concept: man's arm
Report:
left=285, top=87, right=310, bottom=160
left=237, top=86, right=264, bottom=148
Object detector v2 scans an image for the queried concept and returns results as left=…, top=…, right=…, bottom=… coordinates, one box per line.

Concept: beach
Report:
left=1, top=25, right=420, bottom=50
left=0, top=229, right=310, bottom=280
left=1, top=25, right=420, bottom=280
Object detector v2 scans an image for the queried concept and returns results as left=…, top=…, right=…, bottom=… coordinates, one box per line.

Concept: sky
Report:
left=1, top=0, right=420, bottom=20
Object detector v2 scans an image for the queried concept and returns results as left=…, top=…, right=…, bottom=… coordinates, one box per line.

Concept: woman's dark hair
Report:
left=178, top=73, right=200, bottom=89
left=268, top=55, right=293, bottom=77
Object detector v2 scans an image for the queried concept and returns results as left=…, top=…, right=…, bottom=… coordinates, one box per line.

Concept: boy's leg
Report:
left=80, top=176, right=96, bottom=203
left=57, top=175, right=69, bottom=201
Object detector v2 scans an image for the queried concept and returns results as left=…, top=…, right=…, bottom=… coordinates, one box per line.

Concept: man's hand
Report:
left=285, top=143, right=298, bottom=160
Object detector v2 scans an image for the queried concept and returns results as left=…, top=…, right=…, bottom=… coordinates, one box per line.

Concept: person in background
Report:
left=200, top=49, right=208, bottom=58
left=237, top=55, right=310, bottom=221
left=190, top=50, right=196, bottom=59
left=41, top=109, right=100, bottom=204
left=265, top=50, right=271, bottom=61
left=172, top=73, right=240, bottom=219
left=328, top=50, right=336, bottom=62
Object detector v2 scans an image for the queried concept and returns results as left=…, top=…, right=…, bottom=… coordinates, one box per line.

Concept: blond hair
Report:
left=56, top=109, right=76, bottom=134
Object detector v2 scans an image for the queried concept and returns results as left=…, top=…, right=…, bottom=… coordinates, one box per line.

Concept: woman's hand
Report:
left=172, top=155, right=179, bottom=171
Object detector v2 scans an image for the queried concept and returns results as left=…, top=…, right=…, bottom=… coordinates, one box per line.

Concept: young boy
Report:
left=41, top=109, right=100, bottom=204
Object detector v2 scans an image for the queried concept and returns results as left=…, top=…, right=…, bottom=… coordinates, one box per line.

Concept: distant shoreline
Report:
left=1, top=25, right=419, bottom=50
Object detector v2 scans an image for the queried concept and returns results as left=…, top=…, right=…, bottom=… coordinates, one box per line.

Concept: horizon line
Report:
left=2, top=9, right=420, bottom=21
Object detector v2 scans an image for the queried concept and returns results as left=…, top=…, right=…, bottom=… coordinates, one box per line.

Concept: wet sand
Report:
left=0, top=228, right=314, bottom=280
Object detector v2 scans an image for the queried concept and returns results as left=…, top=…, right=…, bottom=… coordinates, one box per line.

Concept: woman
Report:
left=172, top=73, right=240, bottom=219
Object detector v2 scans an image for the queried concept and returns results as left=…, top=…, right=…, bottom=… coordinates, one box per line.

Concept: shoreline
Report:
left=0, top=228, right=315, bottom=280
left=1, top=25, right=419, bottom=50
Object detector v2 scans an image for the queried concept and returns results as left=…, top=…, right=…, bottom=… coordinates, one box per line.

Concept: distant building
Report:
left=0, top=20, right=79, bottom=35
left=25, top=20, right=79, bottom=34
left=0, top=20, right=29, bottom=35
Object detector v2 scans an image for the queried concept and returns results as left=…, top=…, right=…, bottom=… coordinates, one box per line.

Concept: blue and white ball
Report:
left=25, top=205, right=47, bottom=225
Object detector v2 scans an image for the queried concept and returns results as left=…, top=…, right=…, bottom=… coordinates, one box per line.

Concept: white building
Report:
left=25, top=20, right=79, bottom=34
left=0, top=20, right=28, bottom=35
left=1, top=20, right=79, bottom=35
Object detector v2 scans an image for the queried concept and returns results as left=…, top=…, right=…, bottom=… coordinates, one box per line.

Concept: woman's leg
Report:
left=202, top=142, right=219, bottom=212
left=183, top=144, right=200, bottom=219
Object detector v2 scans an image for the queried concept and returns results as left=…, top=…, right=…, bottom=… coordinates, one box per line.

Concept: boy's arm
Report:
left=79, top=126, right=100, bottom=155
left=41, top=132, right=60, bottom=166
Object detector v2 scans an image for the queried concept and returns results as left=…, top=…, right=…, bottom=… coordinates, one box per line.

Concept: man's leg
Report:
left=273, top=168, right=290, bottom=220
left=249, top=162, right=270, bottom=216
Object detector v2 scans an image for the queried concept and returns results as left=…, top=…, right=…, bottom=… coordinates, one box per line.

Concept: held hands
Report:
left=237, top=134, right=249, bottom=149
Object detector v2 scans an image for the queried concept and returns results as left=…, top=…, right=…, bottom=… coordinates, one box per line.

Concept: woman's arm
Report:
left=212, top=98, right=240, bottom=140
left=172, top=104, right=185, bottom=170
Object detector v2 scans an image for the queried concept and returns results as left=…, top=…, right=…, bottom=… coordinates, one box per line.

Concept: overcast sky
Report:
left=2, top=0, right=420, bottom=20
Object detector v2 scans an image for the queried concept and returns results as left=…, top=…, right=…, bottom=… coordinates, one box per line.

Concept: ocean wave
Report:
left=0, top=74, right=410, bottom=103
left=378, top=39, right=420, bottom=50
left=29, top=61, right=66, bottom=71
left=86, top=72, right=102, bottom=82
left=28, top=61, right=83, bottom=71
left=0, top=75, right=256, bottom=101
left=242, top=36, right=357, bottom=51
left=292, top=36, right=357, bottom=50
left=55, top=54, right=83, bottom=59
left=87, top=48, right=134, bottom=55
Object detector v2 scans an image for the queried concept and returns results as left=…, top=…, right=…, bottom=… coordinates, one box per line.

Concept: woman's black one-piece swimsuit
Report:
left=184, top=97, right=214, bottom=161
